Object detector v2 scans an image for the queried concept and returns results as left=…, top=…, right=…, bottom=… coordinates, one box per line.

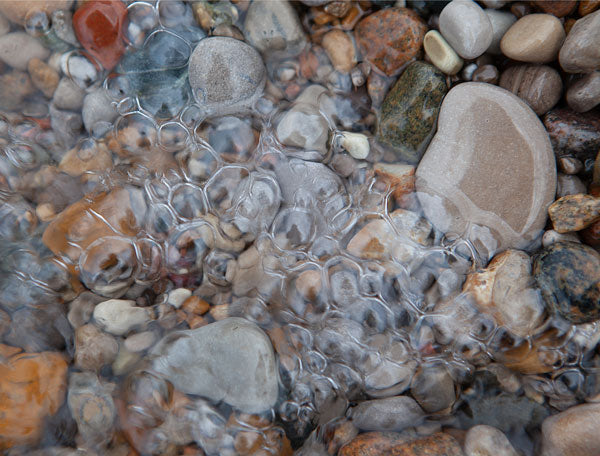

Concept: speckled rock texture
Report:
left=543, top=108, right=600, bottom=161
left=377, top=61, right=447, bottom=163
left=340, top=432, right=464, bottom=456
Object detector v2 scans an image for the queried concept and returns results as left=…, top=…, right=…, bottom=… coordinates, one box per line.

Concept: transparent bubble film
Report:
left=0, top=1, right=599, bottom=456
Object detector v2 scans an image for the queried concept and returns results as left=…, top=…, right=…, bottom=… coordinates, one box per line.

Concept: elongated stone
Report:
left=415, top=82, right=556, bottom=260
left=377, top=61, right=447, bottom=164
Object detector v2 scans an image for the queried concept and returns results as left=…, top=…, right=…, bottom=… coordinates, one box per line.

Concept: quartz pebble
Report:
left=355, top=7, right=427, bottom=76
left=541, top=403, right=600, bottom=456
left=377, top=61, right=447, bottom=163
left=500, top=14, right=565, bottom=63
left=93, top=299, right=152, bottom=336
left=464, top=425, right=518, bottom=456
left=0, top=32, right=50, bottom=70
left=499, top=64, right=562, bottom=115
left=339, top=131, right=369, bottom=159
left=416, top=82, right=556, bottom=259
left=485, top=9, right=517, bottom=55
left=188, top=37, right=266, bottom=116
left=423, top=30, right=463, bottom=75
left=566, top=71, right=600, bottom=113
left=548, top=193, right=600, bottom=233
left=560, top=10, right=600, bottom=73
left=322, top=29, right=356, bottom=73
left=439, top=0, right=493, bottom=59
left=151, top=317, right=278, bottom=413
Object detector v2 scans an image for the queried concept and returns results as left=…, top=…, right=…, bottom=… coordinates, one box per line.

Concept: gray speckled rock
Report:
left=244, top=0, right=307, bottom=57
left=439, top=0, right=493, bottom=59
left=150, top=317, right=278, bottom=413
left=188, top=37, right=266, bottom=116
left=0, top=32, right=50, bottom=70
left=416, top=82, right=556, bottom=260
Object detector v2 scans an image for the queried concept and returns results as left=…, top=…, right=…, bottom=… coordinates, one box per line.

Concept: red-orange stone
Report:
left=73, top=0, right=128, bottom=70
left=355, top=8, right=427, bottom=77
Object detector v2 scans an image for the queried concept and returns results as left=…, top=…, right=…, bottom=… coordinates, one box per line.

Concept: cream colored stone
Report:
left=500, top=14, right=565, bottom=63
left=415, top=82, right=557, bottom=260
left=541, top=403, right=600, bottom=456
left=340, top=131, right=369, bottom=159
left=424, top=30, right=463, bottom=75
left=93, top=299, right=152, bottom=336
left=322, top=29, right=356, bottom=73
left=439, top=0, right=493, bottom=59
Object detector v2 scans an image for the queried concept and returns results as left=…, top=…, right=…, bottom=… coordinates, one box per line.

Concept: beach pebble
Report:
left=439, top=0, right=493, bottom=59
left=548, top=193, right=600, bottom=233
left=499, top=64, right=563, bottom=115
left=541, top=403, right=600, bottom=456
left=423, top=30, right=463, bottom=75
left=52, top=77, right=85, bottom=111
left=188, top=36, right=266, bottom=115
left=349, top=396, right=425, bottom=432
left=151, top=317, right=278, bottom=413
left=465, top=425, right=518, bottom=456
left=74, top=324, right=119, bottom=372
left=485, top=9, right=517, bottom=54
left=27, top=58, right=59, bottom=98
left=0, top=32, right=50, bottom=70
left=0, top=0, right=73, bottom=25
left=93, top=299, right=152, bottom=336
left=566, top=71, right=600, bottom=113
left=322, top=29, right=356, bottom=73
left=501, top=14, right=565, bottom=63
left=558, top=11, right=600, bottom=73
left=339, top=131, right=370, bottom=160
left=82, top=88, right=118, bottom=134
left=415, top=82, right=556, bottom=259
left=543, top=108, right=600, bottom=162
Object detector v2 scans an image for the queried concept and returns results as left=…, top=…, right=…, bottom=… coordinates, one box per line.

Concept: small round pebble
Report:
left=499, top=64, right=563, bottom=115
left=439, top=0, right=493, bottom=59
left=566, top=71, right=600, bottom=113
left=423, top=30, right=463, bottom=75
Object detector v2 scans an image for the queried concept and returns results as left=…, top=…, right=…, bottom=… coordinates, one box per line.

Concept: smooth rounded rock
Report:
left=501, top=14, right=565, bottom=63
left=349, top=396, right=425, bottom=432
left=322, top=29, right=356, bottom=73
left=533, top=241, right=600, bottom=324
left=485, top=9, right=517, bottom=54
left=424, top=30, right=463, bottom=75
left=499, top=64, right=563, bottom=115
left=377, top=61, right=447, bottom=164
left=439, top=0, right=493, bottom=60
left=243, top=0, right=306, bottom=57
left=415, top=82, right=557, bottom=260
left=543, top=108, right=600, bottom=161
left=465, top=425, right=519, bottom=456
left=150, top=317, right=278, bottom=413
left=541, top=403, right=600, bottom=456
left=549, top=193, right=600, bottom=233
left=188, top=37, right=266, bottom=116
left=559, top=10, right=600, bottom=73
left=355, top=7, right=427, bottom=76
left=93, top=299, right=152, bottom=336
left=0, top=32, right=50, bottom=70
left=0, top=0, right=72, bottom=25
left=566, top=71, right=600, bottom=113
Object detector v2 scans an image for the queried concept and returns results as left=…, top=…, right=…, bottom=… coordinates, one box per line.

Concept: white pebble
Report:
left=93, top=299, right=152, bottom=336
left=340, top=131, right=370, bottom=160
left=167, top=288, right=192, bottom=308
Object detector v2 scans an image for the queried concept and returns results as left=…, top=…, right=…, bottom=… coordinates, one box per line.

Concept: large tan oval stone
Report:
left=415, top=82, right=556, bottom=260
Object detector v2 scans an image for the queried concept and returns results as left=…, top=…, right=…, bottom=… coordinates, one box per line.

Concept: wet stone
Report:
left=188, top=36, right=266, bottom=116
left=559, top=10, right=600, bottom=73
left=377, top=61, right=447, bottom=164
left=472, top=64, right=499, bottom=85
left=410, top=363, right=456, bottom=413
left=543, top=108, right=600, bottom=161
left=499, top=64, right=562, bottom=115
left=423, top=30, right=463, bottom=76
left=349, top=396, right=425, bottom=432
left=532, top=0, right=577, bottom=17
left=74, top=324, right=119, bottom=373
left=415, top=82, right=556, bottom=260
left=485, top=9, right=516, bottom=55
left=548, top=193, right=600, bottom=233
left=566, top=71, right=600, bottom=113
left=73, top=0, right=128, bottom=71
left=28, top=57, right=59, bottom=98
left=150, top=317, right=278, bottom=413
left=0, top=0, right=73, bottom=25
left=322, top=29, right=356, bottom=73
left=541, top=403, right=600, bottom=456
left=439, top=0, right=493, bottom=59
left=534, top=241, right=600, bottom=324
left=464, top=425, right=518, bottom=456
left=355, top=7, right=427, bottom=77
left=0, top=32, right=50, bottom=70
left=340, top=432, right=463, bottom=456
left=93, top=299, right=153, bottom=336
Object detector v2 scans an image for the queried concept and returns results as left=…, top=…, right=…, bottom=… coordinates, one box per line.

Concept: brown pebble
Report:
left=579, top=0, right=600, bottom=16
left=181, top=296, right=210, bottom=316
left=472, top=64, right=499, bottom=85
left=580, top=219, right=600, bottom=247
left=548, top=193, right=600, bottom=233
left=499, top=64, right=563, bottom=115
left=564, top=17, right=577, bottom=34
left=324, top=0, right=352, bottom=17
left=340, top=432, right=463, bottom=456
left=322, top=29, right=356, bottom=73
left=500, top=14, right=565, bottom=63
left=0, top=70, right=34, bottom=110
left=211, top=24, right=245, bottom=41
left=532, top=0, right=577, bottom=17
left=27, top=57, right=59, bottom=98
left=510, top=2, right=531, bottom=18
left=566, top=71, right=600, bottom=113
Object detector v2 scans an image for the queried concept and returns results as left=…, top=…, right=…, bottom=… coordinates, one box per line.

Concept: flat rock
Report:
left=416, top=82, right=556, bottom=260
left=150, top=317, right=278, bottom=413
left=188, top=37, right=266, bottom=116
left=439, top=0, right=493, bottom=59
left=559, top=10, right=600, bottom=73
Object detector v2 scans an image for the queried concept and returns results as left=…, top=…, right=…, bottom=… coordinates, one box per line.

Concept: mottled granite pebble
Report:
left=548, top=193, right=600, bottom=233
left=543, top=108, right=600, bottom=162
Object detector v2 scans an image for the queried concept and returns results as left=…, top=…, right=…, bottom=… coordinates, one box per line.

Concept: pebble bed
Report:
left=0, top=1, right=600, bottom=456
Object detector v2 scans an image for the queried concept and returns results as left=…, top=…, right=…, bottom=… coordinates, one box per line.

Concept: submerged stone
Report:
left=377, top=61, right=447, bottom=164
left=416, top=82, right=556, bottom=260
left=533, top=241, right=600, bottom=324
